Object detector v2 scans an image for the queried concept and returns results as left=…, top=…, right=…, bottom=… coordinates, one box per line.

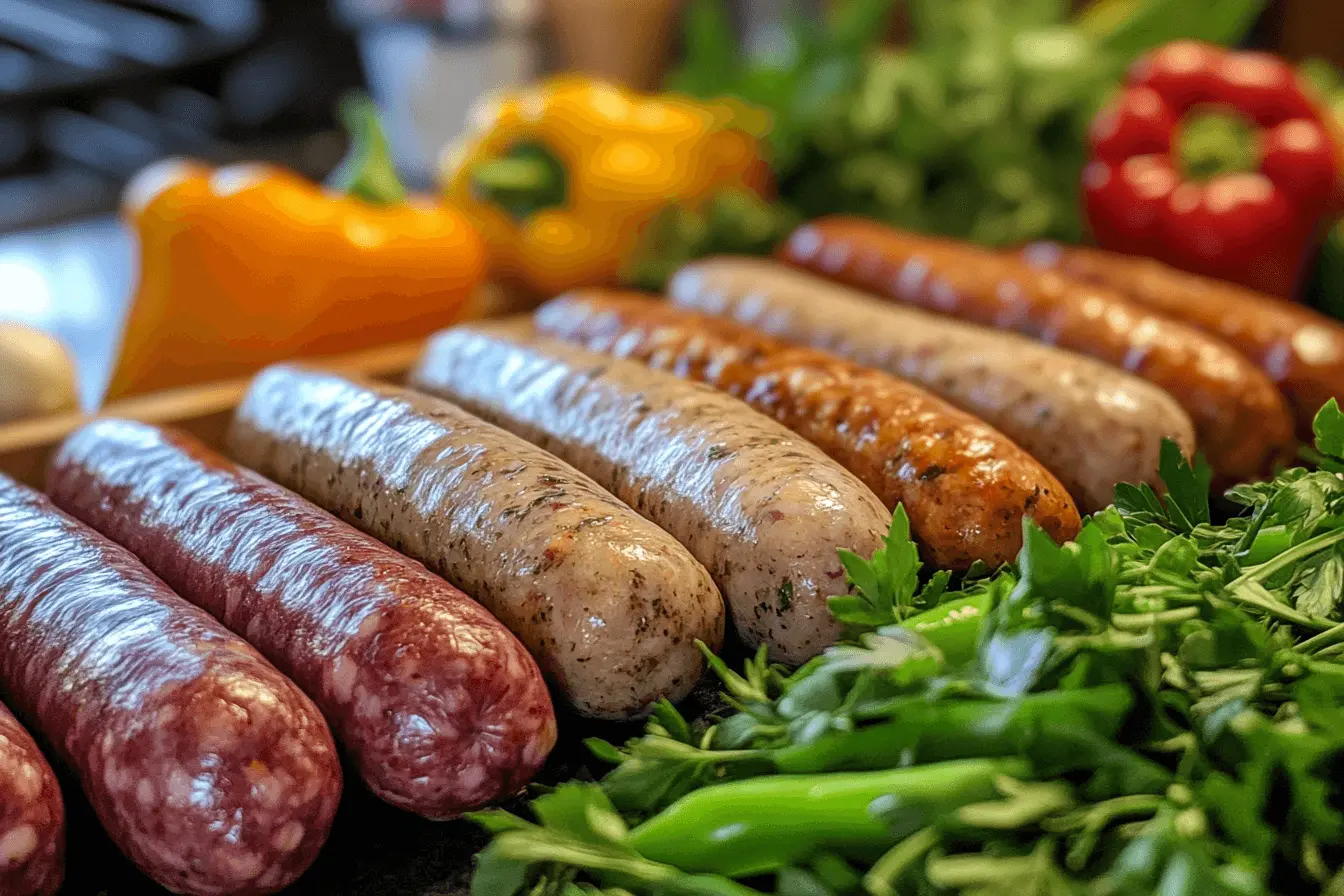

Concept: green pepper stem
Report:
left=329, top=92, right=408, bottom=206
left=472, top=157, right=556, bottom=192
left=470, top=142, right=568, bottom=220
left=1176, top=110, right=1258, bottom=182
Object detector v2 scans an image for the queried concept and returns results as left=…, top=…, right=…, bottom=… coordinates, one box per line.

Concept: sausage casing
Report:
left=534, top=289, right=1081, bottom=569
left=780, top=217, right=1294, bottom=481
left=668, top=257, right=1197, bottom=512
left=1020, top=241, right=1344, bottom=440
left=0, top=474, right=341, bottom=896
left=409, top=321, right=893, bottom=664
left=0, top=700, right=62, bottom=896
left=48, top=420, right=557, bottom=819
left=227, top=366, right=724, bottom=720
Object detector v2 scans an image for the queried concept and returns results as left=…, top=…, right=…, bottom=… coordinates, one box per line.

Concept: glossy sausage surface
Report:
left=668, top=257, right=1198, bottom=512
left=0, top=700, right=63, bottom=896
left=228, top=366, right=724, bottom=720
left=781, top=218, right=1294, bottom=481
left=48, top=420, right=556, bottom=819
left=535, top=288, right=1081, bottom=569
left=410, top=321, right=892, bottom=664
left=1020, top=241, right=1344, bottom=439
left=0, top=474, right=341, bottom=896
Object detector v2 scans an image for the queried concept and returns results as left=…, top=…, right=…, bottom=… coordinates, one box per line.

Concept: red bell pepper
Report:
left=1083, top=40, right=1344, bottom=299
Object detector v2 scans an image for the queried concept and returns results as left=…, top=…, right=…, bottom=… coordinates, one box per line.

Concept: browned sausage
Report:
left=534, top=289, right=1081, bottom=569
left=0, top=700, right=62, bottom=896
left=1019, top=241, right=1344, bottom=440
left=48, top=419, right=557, bottom=819
left=668, top=257, right=1197, bottom=513
left=0, top=474, right=342, bottom=895
left=779, top=217, right=1295, bottom=482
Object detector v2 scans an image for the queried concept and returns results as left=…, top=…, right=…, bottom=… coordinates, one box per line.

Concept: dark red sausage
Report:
left=0, top=473, right=341, bottom=896
left=0, top=700, right=63, bottom=896
left=780, top=217, right=1296, bottom=483
left=48, top=419, right=557, bottom=819
left=1019, top=241, right=1344, bottom=440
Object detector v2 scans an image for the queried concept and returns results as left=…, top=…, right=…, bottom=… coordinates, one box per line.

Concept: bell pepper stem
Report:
left=1177, top=111, right=1257, bottom=181
left=472, top=157, right=556, bottom=193
left=330, top=92, right=408, bottom=206
left=470, top=142, right=569, bottom=220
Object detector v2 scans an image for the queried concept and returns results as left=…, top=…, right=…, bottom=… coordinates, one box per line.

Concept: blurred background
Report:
left=0, top=0, right=1338, bottom=408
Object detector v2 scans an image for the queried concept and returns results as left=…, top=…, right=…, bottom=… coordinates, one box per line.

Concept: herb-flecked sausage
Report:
left=1019, top=241, right=1344, bottom=440
left=47, top=419, right=557, bottom=819
left=0, top=474, right=341, bottom=896
left=668, top=257, right=1197, bottom=512
left=0, top=700, right=62, bottom=896
left=534, top=288, right=1081, bottom=569
left=226, top=366, right=724, bottom=720
left=408, top=321, right=893, bottom=664
left=779, top=218, right=1293, bottom=482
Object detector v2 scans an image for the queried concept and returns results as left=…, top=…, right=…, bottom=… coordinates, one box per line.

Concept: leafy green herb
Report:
left=828, top=505, right=922, bottom=628
left=1314, top=398, right=1344, bottom=460
left=473, top=404, right=1344, bottom=896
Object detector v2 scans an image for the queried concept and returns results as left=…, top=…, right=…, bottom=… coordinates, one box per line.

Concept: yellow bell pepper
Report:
left=440, top=75, right=771, bottom=297
left=107, top=96, right=487, bottom=400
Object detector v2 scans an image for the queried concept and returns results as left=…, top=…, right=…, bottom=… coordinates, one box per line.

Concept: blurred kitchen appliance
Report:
left=0, top=0, right=364, bottom=234
left=333, top=0, right=546, bottom=187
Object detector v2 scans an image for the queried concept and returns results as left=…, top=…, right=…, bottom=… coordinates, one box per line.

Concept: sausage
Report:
left=0, top=474, right=341, bottom=896
left=1019, top=241, right=1344, bottom=440
left=0, top=700, right=62, bottom=896
left=47, top=419, right=557, bottom=819
left=408, top=320, right=893, bottom=664
left=779, top=217, right=1294, bottom=482
left=534, top=289, right=1081, bottom=569
left=226, top=366, right=724, bottom=720
left=668, top=257, right=1197, bottom=512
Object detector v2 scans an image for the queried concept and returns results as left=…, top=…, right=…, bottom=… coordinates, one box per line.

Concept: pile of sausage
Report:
left=3, top=216, right=1342, bottom=896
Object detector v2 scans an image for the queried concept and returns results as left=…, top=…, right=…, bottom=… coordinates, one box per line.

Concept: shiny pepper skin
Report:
left=439, top=75, right=771, bottom=298
left=108, top=159, right=487, bottom=400
left=1084, top=41, right=1344, bottom=299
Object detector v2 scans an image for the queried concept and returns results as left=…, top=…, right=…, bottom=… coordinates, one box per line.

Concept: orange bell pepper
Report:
left=107, top=96, right=487, bottom=400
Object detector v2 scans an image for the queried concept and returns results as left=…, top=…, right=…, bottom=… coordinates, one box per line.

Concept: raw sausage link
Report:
left=0, top=700, right=62, bottom=896
left=227, top=366, right=724, bottom=720
left=0, top=474, right=341, bottom=896
left=409, top=321, right=893, bottom=664
left=1020, top=242, right=1344, bottom=440
left=668, top=257, right=1197, bottom=512
left=780, top=218, right=1294, bottom=482
left=48, top=420, right=557, bottom=819
left=535, top=289, right=1081, bottom=569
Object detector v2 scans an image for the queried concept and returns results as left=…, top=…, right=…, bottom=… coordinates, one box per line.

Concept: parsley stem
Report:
left=1224, top=581, right=1332, bottom=631
left=1112, top=607, right=1201, bottom=630
left=862, top=827, right=939, bottom=896
left=1231, top=527, right=1344, bottom=588
left=1298, top=620, right=1344, bottom=654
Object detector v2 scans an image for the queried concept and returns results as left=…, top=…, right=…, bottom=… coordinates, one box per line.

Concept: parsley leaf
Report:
left=1159, top=439, right=1214, bottom=530
left=1315, top=398, right=1344, bottom=459
left=829, top=505, right=922, bottom=627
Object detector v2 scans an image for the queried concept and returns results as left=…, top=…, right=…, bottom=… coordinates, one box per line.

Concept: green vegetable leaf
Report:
left=1085, top=0, right=1267, bottom=62
left=1158, top=440, right=1213, bottom=531
left=667, top=0, right=740, bottom=98
left=1314, top=398, right=1344, bottom=459
left=1293, top=545, right=1344, bottom=619
left=828, top=505, right=923, bottom=627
